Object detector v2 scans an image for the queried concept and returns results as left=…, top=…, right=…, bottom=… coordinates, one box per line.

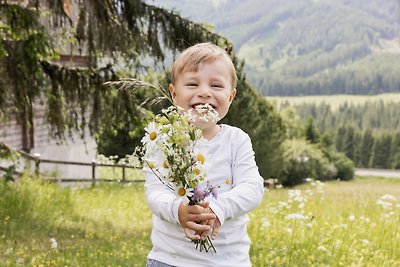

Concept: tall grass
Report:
left=0, top=176, right=152, bottom=266
left=249, top=177, right=400, bottom=266
left=1, top=176, right=399, bottom=266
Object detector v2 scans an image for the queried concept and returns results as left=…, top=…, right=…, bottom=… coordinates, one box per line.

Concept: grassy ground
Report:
left=0, top=176, right=399, bottom=266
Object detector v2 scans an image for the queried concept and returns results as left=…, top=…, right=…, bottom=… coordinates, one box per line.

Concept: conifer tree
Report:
left=305, top=118, right=320, bottom=144
left=391, top=132, right=400, bottom=169
left=342, top=126, right=355, bottom=161
left=371, top=135, right=392, bottom=169
left=335, top=126, right=346, bottom=152
left=359, top=129, right=374, bottom=168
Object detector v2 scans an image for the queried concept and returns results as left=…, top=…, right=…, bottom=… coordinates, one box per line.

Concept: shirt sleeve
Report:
left=209, top=133, right=264, bottom=226
left=144, top=166, right=182, bottom=224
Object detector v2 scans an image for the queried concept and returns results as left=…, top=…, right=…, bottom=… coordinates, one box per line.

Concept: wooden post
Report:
left=122, top=162, right=126, bottom=184
left=91, top=159, right=96, bottom=186
left=34, top=153, right=40, bottom=177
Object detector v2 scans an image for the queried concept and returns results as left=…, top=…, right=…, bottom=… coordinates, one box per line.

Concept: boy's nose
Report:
left=198, top=85, right=211, bottom=97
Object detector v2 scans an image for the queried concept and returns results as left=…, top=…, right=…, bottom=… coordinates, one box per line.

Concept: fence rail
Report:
left=17, top=150, right=144, bottom=186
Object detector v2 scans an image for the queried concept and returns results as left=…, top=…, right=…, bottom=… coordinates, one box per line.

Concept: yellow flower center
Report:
left=178, top=187, right=186, bottom=197
left=196, top=153, right=205, bottom=164
left=226, top=178, right=231, bottom=185
left=147, top=162, right=155, bottom=169
left=149, top=132, right=157, bottom=140
left=193, top=168, right=201, bottom=175
left=163, top=160, right=169, bottom=169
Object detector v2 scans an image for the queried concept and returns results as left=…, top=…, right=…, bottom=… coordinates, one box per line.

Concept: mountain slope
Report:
left=147, top=0, right=400, bottom=96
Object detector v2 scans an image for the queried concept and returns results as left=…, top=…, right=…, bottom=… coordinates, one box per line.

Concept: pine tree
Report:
left=353, top=132, right=362, bottom=165
left=359, top=129, right=374, bottom=168
left=371, top=135, right=392, bottom=169
left=335, top=125, right=346, bottom=152
left=391, top=132, right=400, bottom=169
left=305, top=117, right=320, bottom=144
left=343, top=126, right=355, bottom=161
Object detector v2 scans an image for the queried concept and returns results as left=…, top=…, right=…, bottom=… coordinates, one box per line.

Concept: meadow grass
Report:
left=268, top=93, right=400, bottom=111
left=0, top=176, right=399, bottom=266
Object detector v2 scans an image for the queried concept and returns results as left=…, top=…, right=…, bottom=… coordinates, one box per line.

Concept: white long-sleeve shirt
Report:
left=145, top=124, right=264, bottom=267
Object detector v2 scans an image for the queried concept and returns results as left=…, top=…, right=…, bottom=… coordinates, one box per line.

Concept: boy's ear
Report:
left=169, top=84, right=176, bottom=101
left=229, top=88, right=237, bottom=102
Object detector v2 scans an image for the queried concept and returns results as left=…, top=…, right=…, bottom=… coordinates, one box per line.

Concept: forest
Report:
left=279, top=100, right=400, bottom=169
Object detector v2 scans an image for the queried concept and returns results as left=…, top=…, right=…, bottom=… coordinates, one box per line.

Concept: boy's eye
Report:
left=186, top=83, right=198, bottom=87
left=212, top=84, right=223, bottom=88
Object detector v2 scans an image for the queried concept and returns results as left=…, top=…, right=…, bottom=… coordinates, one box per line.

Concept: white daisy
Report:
left=141, top=122, right=160, bottom=145
left=174, top=185, right=194, bottom=203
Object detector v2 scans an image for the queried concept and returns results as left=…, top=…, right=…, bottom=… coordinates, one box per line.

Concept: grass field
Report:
left=1, top=176, right=399, bottom=266
left=268, top=92, right=400, bottom=111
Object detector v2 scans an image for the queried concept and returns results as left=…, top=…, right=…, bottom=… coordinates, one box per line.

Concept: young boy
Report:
left=145, top=43, right=264, bottom=267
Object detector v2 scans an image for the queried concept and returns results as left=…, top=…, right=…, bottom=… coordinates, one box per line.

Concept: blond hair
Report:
left=171, top=43, right=237, bottom=88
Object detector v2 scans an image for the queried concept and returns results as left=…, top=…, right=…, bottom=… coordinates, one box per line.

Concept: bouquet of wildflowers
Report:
left=139, top=104, right=220, bottom=253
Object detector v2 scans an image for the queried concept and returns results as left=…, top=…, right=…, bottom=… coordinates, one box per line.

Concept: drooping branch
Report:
left=0, top=0, right=232, bottom=147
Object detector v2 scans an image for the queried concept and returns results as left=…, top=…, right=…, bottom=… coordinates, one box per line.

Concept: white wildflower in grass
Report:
left=304, top=177, right=313, bottom=183
left=381, top=194, right=396, bottom=201
left=360, top=216, right=370, bottom=224
left=349, top=214, right=355, bottom=221
left=262, top=218, right=271, bottom=228
left=333, top=223, right=347, bottom=229
left=269, top=207, right=279, bottom=214
left=138, top=105, right=219, bottom=253
left=278, top=201, right=290, bottom=209
left=383, top=211, right=395, bottom=218
left=286, top=228, right=293, bottom=234
left=285, top=213, right=307, bottom=220
left=317, top=245, right=328, bottom=252
left=275, top=184, right=283, bottom=189
left=376, top=199, right=393, bottom=209
left=4, top=247, right=13, bottom=256
left=362, top=239, right=370, bottom=245
left=304, top=189, right=314, bottom=196
left=50, top=238, right=57, bottom=249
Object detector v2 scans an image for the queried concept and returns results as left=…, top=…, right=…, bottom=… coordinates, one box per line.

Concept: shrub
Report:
left=325, top=151, right=355, bottom=181
left=280, top=139, right=337, bottom=186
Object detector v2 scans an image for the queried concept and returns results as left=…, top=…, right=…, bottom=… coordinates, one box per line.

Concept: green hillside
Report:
left=148, top=0, right=400, bottom=96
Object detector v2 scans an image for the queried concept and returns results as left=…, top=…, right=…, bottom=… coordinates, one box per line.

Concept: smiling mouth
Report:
left=191, top=103, right=216, bottom=110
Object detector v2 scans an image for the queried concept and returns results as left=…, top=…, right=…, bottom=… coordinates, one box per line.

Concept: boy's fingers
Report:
left=190, top=212, right=215, bottom=223
left=186, top=221, right=211, bottom=233
left=199, top=201, right=210, bottom=209
left=211, top=225, right=220, bottom=240
left=211, top=218, right=221, bottom=239
left=187, top=204, right=207, bottom=213
left=184, top=228, right=200, bottom=240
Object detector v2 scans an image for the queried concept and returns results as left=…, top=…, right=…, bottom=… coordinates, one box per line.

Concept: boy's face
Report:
left=169, top=58, right=237, bottom=123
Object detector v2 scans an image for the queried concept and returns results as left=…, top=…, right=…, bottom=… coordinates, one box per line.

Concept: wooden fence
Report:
left=14, top=151, right=144, bottom=186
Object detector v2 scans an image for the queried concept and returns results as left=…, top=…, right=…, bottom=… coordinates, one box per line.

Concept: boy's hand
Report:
left=210, top=216, right=221, bottom=239
left=198, top=202, right=221, bottom=240
left=178, top=202, right=216, bottom=240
